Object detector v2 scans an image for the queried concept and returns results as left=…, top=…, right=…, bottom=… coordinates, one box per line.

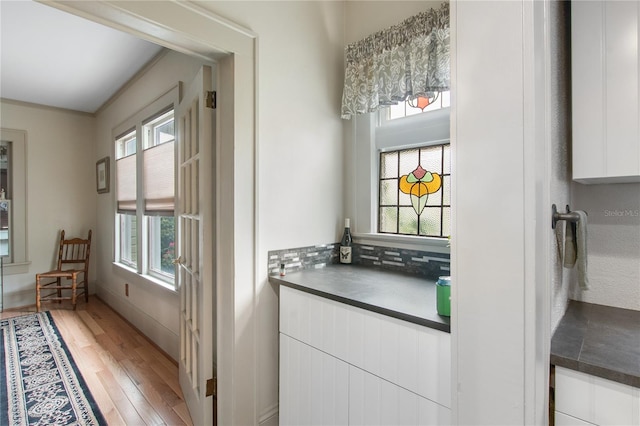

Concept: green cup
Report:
left=436, top=276, right=451, bottom=317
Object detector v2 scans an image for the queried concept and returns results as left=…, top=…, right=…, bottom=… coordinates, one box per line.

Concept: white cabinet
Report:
left=349, top=366, right=450, bottom=426
left=554, top=411, right=594, bottom=426
left=555, top=366, right=640, bottom=425
left=279, top=286, right=451, bottom=425
left=572, top=1, right=640, bottom=183
left=279, top=334, right=349, bottom=426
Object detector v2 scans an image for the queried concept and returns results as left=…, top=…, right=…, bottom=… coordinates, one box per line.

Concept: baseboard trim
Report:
left=96, top=287, right=179, bottom=361
left=94, top=294, right=178, bottom=366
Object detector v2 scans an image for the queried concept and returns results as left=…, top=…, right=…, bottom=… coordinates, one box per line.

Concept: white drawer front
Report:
left=280, top=285, right=350, bottom=360
left=349, top=365, right=450, bottom=426
left=280, top=286, right=451, bottom=407
left=555, top=366, right=640, bottom=425
left=554, top=411, right=595, bottom=426
left=279, top=334, right=349, bottom=426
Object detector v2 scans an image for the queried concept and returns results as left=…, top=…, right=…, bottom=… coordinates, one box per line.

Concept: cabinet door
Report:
left=572, top=0, right=640, bottom=183
left=349, top=307, right=451, bottom=408
left=279, top=334, right=349, bottom=426
left=554, top=411, right=594, bottom=426
left=280, top=285, right=451, bottom=408
left=349, top=365, right=450, bottom=426
left=555, top=366, right=640, bottom=425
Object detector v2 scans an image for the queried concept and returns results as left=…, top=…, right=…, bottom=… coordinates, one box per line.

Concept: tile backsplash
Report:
left=268, top=242, right=450, bottom=279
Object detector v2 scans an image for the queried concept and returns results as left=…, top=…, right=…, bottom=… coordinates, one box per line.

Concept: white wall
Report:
left=0, top=101, right=96, bottom=307
left=199, top=3, right=346, bottom=424
left=344, top=1, right=440, bottom=43
left=452, top=1, right=552, bottom=423
left=93, top=49, right=206, bottom=360
left=550, top=1, right=574, bottom=332
left=569, top=183, right=640, bottom=311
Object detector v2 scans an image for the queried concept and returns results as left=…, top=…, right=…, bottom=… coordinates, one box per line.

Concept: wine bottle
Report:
left=339, top=218, right=352, bottom=264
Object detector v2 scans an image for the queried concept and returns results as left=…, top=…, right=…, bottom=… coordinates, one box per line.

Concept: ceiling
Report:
left=0, top=0, right=164, bottom=114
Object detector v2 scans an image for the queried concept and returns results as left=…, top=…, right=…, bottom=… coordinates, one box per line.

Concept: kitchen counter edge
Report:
left=270, top=266, right=450, bottom=334
left=551, top=300, right=640, bottom=388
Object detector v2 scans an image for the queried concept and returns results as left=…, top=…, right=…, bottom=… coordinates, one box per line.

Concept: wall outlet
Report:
left=125, top=283, right=129, bottom=297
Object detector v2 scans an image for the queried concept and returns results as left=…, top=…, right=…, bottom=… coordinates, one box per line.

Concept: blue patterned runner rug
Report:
left=0, top=312, right=107, bottom=425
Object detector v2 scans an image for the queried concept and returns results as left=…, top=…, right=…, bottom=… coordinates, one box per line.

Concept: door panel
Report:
left=177, top=65, right=215, bottom=426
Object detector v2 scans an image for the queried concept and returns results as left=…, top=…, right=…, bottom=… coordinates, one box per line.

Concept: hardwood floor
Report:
left=1, top=297, right=193, bottom=426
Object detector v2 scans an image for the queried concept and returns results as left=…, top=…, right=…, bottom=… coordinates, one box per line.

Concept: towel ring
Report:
left=552, top=204, right=582, bottom=229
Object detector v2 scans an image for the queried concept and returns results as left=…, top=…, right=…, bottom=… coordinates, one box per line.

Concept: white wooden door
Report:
left=176, top=65, right=216, bottom=426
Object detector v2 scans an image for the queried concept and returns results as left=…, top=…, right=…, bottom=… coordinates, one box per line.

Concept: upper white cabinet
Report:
left=572, top=1, right=640, bottom=183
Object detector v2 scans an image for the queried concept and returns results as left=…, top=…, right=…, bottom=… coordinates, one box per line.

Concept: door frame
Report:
left=43, top=2, right=258, bottom=425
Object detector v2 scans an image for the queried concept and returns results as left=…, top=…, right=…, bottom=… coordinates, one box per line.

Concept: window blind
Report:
left=116, top=154, right=136, bottom=212
left=143, top=141, right=174, bottom=214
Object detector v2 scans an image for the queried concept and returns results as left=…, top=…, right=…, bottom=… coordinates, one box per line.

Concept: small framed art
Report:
left=96, top=156, right=110, bottom=194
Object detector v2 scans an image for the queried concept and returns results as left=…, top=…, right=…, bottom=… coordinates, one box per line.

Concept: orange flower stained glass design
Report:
left=399, top=164, right=442, bottom=215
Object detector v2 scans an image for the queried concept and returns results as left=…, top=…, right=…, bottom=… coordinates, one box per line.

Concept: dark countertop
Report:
left=269, top=264, right=450, bottom=333
left=551, top=300, right=640, bottom=387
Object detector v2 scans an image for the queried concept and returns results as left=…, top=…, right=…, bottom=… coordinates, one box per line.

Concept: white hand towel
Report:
left=574, top=210, right=589, bottom=290
left=563, top=221, right=576, bottom=268
left=555, top=223, right=566, bottom=263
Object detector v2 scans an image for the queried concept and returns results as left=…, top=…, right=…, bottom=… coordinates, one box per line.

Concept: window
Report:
left=0, top=129, right=28, bottom=274
left=114, top=92, right=177, bottom=288
left=347, top=98, right=450, bottom=248
left=143, top=110, right=175, bottom=281
left=386, top=91, right=451, bottom=121
left=379, top=143, right=450, bottom=238
left=1, top=142, right=11, bottom=257
left=373, top=99, right=451, bottom=241
left=116, top=129, right=138, bottom=269
left=118, top=212, right=137, bottom=268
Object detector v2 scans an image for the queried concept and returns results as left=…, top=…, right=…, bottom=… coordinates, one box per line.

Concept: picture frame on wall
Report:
left=96, top=156, right=110, bottom=194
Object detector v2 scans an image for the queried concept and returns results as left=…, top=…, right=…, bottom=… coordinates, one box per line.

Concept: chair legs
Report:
left=35, top=273, right=81, bottom=311
left=71, top=275, right=77, bottom=310
left=35, top=274, right=41, bottom=312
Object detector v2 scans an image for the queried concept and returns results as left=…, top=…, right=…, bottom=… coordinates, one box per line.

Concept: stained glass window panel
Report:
left=381, top=152, right=398, bottom=178
left=426, top=182, right=443, bottom=206
left=443, top=144, right=451, bottom=174
left=420, top=146, right=442, bottom=174
left=442, top=206, right=451, bottom=237
left=385, top=91, right=451, bottom=121
left=379, top=207, right=398, bottom=233
left=398, top=189, right=411, bottom=206
left=399, top=207, right=419, bottom=235
left=419, top=207, right=442, bottom=236
left=378, top=142, right=450, bottom=238
left=443, top=175, right=451, bottom=205
left=380, top=179, right=398, bottom=205
left=398, top=149, right=419, bottom=177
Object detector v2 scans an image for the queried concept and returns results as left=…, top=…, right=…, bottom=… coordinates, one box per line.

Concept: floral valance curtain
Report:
left=341, top=3, right=450, bottom=119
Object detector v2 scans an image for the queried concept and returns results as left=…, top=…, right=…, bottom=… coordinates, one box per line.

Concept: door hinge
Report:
left=205, top=91, right=217, bottom=109
left=206, top=377, right=216, bottom=397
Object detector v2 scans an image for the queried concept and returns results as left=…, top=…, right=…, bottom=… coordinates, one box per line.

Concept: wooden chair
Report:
left=36, top=229, right=92, bottom=312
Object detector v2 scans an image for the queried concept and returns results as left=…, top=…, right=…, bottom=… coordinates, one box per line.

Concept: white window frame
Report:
left=347, top=106, right=451, bottom=253
left=112, top=86, right=179, bottom=291
left=117, top=212, right=137, bottom=269
left=142, top=109, right=175, bottom=283
left=0, top=128, right=29, bottom=274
